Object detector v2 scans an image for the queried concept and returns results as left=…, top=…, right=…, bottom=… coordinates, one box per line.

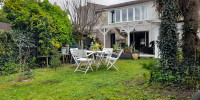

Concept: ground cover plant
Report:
left=0, top=59, right=197, bottom=100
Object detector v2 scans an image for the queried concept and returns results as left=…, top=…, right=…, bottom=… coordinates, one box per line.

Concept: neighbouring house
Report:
left=0, top=22, right=12, bottom=31
left=92, top=0, right=200, bottom=58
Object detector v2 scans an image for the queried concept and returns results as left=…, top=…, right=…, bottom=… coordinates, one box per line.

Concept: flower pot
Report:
left=132, top=54, right=139, bottom=60
left=61, top=47, right=67, bottom=54
left=124, top=50, right=131, bottom=53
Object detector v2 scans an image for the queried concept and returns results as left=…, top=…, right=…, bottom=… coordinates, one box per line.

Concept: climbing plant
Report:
left=154, top=0, right=179, bottom=82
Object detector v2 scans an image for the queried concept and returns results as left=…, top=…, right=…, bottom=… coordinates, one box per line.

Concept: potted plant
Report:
left=124, top=46, right=132, bottom=53
left=132, top=49, right=139, bottom=60
left=91, top=46, right=98, bottom=51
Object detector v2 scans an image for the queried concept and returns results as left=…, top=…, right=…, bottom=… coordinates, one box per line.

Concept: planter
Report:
left=124, top=50, right=131, bottom=53
left=132, top=53, right=139, bottom=60
left=119, top=53, right=132, bottom=59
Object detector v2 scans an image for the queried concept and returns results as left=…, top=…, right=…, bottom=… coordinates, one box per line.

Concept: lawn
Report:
left=0, top=59, right=194, bottom=100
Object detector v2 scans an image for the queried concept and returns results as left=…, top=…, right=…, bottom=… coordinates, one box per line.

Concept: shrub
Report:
left=0, top=63, right=20, bottom=75
left=50, top=54, right=62, bottom=71
left=30, top=57, right=37, bottom=68
left=0, top=31, right=18, bottom=70
left=50, top=42, right=62, bottom=71
left=141, top=60, right=161, bottom=83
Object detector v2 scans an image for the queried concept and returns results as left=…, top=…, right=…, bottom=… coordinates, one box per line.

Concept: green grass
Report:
left=0, top=59, right=172, bottom=100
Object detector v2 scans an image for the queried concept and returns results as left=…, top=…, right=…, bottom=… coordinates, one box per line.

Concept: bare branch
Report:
left=63, top=0, right=103, bottom=35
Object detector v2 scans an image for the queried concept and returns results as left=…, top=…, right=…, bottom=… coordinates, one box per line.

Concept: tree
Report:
left=11, top=30, right=35, bottom=76
left=3, top=0, right=73, bottom=55
left=178, top=0, right=200, bottom=67
left=63, top=0, right=104, bottom=47
left=154, top=0, right=179, bottom=79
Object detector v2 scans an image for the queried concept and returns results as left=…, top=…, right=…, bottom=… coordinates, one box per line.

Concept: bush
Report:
left=50, top=42, right=62, bottom=71
left=50, top=54, right=62, bottom=71
left=30, top=57, right=37, bottom=68
left=142, top=60, right=179, bottom=83
left=141, top=60, right=161, bottom=83
left=142, top=60, right=200, bottom=89
left=0, top=31, right=18, bottom=70
left=0, top=63, right=20, bottom=75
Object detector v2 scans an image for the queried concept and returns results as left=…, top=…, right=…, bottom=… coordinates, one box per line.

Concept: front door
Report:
left=110, top=34, right=115, bottom=48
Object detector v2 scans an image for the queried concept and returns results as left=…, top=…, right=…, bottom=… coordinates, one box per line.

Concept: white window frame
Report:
left=128, top=8, right=134, bottom=21
left=141, top=6, right=148, bottom=20
left=115, top=9, right=121, bottom=23
left=135, top=6, right=141, bottom=21
left=108, top=5, right=149, bottom=24
left=122, top=8, right=128, bottom=22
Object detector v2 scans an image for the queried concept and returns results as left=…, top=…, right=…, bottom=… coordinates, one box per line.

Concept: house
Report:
left=91, top=0, right=200, bottom=58
left=93, top=0, right=161, bottom=58
left=0, top=22, right=12, bottom=31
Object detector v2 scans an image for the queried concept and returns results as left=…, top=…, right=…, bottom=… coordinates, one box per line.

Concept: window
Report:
left=142, top=6, right=147, bottom=19
left=109, top=5, right=148, bottom=23
left=122, top=9, right=127, bottom=22
left=116, top=10, right=121, bottom=22
left=128, top=8, right=133, bottom=21
left=111, top=11, right=115, bottom=23
left=135, top=7, right=140, bottom=20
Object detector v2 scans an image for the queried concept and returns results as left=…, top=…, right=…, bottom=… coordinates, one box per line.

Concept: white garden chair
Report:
left=107, top=49, right=124, bottom=71
left=70, top=48, right=79, bottom=65
left=102, top=48, right=113, bottom=62
left=70, top=49, right=94, bottom=74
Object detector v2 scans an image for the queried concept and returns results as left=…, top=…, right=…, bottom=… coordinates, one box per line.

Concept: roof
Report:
left=87, top=2, right=107, bottom=9
left=101, top=0, right=152, bottom=10
left=0, top=22, right=12, bottom=31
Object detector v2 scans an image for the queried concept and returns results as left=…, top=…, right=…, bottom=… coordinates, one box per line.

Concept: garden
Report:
left=0, top=59, right=197, bottom=100
left=0, top=0, right=200, bottom=99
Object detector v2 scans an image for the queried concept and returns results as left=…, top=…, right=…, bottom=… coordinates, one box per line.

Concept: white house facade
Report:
left=93, top=0, right=200, bottom=58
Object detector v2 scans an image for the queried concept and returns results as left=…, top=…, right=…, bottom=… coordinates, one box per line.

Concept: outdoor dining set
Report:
left=70, top=48, right=124, bottom=74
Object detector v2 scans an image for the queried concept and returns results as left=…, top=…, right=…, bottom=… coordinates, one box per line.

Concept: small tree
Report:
left=11, top=30, right=35, bottom=76
left=50, top=41, right=62, bottom=71
left=63, top=0, right=103, bottom=47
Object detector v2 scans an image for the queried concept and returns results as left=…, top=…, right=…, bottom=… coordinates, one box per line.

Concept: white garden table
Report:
left=86, top=50, right=105, bottom=70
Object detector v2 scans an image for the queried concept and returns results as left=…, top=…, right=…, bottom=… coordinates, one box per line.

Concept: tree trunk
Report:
left=181, top=0, right=199, bottom=67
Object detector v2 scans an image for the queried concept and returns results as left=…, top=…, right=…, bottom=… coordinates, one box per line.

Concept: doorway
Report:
left=130, top=31, right=149, bottom=51
left=110, top=34, right=115, bottom=48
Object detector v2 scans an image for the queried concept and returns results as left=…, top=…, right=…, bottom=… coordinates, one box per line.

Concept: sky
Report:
left=48, top=0, right=133, bottom=8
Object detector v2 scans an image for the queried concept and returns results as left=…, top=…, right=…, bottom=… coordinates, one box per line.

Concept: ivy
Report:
left=158, top=0, right=179, bottom=74
left=153, top=0, right=200, bottom=87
